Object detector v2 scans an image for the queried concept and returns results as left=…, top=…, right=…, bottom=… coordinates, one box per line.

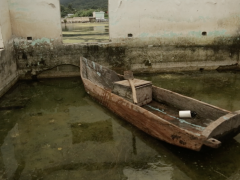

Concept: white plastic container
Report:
left=179, top=110, right=197, bottom=118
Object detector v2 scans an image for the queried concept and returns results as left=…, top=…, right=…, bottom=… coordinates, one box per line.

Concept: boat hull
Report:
left=81, top=77, right=207, bottom=151
left=80, top=57, right=240, bottom=151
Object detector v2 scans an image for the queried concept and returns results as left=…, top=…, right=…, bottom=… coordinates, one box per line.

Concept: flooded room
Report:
left=1, top=0, right=240, bottom=179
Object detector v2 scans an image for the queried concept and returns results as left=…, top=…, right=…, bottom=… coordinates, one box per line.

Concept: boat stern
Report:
left=202, top=110, right=240, bottom=147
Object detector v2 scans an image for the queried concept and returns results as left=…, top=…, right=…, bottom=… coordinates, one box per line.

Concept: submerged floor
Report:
left=62, top=22, right=109, bottom=44
left=0, top=72, right=240, bottom=179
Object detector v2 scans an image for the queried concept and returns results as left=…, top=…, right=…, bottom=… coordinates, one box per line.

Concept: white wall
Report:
left=0, top=0, right=12, bottom=45
left=0, top=27, right=4, bottom=49
left=0, top=0, right=17, bottom=97
left=8, top=0, right=62, bottom=41
left=0, top=0, right=63, bottom=97
left=109, top=0, right=240, bottom=44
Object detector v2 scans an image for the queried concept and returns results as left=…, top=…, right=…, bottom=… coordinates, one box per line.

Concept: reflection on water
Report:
left=0, top=72, right=240, bottom=179
left=137, top=71, right=240, bottom=111
left=62, top=23, right=109, bottom=43
left=71, top=120, right=113, bottom=143
left=62, top=26, right=94, bottom=32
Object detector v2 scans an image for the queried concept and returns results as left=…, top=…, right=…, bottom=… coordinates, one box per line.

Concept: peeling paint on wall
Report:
left=13, top=40, right=240, bottom=80
left=14, top=38, right=54, bottom=48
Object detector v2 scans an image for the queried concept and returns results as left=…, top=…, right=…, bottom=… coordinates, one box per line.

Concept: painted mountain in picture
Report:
left=60, top=0, right=108, bottom=9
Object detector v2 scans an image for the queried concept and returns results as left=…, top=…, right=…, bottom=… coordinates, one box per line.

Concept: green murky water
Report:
left=62, top=23, right=109, bottom=44
left=136, top=71, right=240, bottom=112
left=0, top=72, right=240, bottom=180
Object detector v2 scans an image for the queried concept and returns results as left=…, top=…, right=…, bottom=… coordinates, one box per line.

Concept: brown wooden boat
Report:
left=80, top=57, right=240, bottom=151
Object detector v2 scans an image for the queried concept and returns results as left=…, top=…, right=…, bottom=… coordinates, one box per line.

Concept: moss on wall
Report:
left=13, top=36, right=240, bottom=79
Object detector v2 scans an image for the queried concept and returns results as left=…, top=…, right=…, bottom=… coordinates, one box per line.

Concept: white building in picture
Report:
left=67, top=14, right=74, bottom=17
left=93, top=11, right=105, bottom=20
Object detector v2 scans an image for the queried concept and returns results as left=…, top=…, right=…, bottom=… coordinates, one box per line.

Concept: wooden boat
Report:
left=80, top=57, right=240, bottom=151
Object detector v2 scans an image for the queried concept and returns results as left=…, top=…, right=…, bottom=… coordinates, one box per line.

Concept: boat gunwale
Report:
left=152, top=85, right=230, bottom=115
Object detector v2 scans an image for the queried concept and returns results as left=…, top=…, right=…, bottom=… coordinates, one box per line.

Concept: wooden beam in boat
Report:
left=80, top=57, right=83, bottom=77
left=124, top=71, right=138, bottom=104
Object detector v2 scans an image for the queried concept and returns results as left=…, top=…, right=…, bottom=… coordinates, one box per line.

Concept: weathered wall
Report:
left=0, top=0, right=63, bottom=97
left=15, top=41, right=127, bottom=79
left=0, top=0, right=18, bottom=97
left=8, top=0, right=62, bottom=41
left=8, top=0, right=63, bottom=80
left=2, top=0, right=240, bottom=84
left=0, top=0, right=12, bottom=43
left=109, top=0, right=240, bottom=45
left=10, top=0, right=240, bottom=79
left=14, top=41, right=240, bottom=80
left=106, top=0, right=240, bottom=72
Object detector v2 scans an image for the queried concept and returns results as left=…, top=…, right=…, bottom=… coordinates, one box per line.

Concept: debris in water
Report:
left=30, top=112, right=43, bottom=116
left=49, top=119, right=55, bottom=124
left=0, top=97, right=30, bottom=110
left=54, top=97, right=63, bottom=101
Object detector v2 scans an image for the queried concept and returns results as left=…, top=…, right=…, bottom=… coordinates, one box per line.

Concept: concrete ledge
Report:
left=14, top=39, right=240, bottom=77
left=37, top=72, right=80, bottom=79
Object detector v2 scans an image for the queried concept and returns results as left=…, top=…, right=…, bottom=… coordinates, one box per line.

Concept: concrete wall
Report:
left=13, top=41, right=240, bottom=81
left=0, top=0, right=12, bottom=46
left=0, top=27, right=4, bottom=49
left=109, top=0, right=240, bottom=46
left=8, top=0, right=62, bottom=41
left=106, top=0, right=240, bottom=72
left=0, top=0, right=18, bottom=97
left=1, top=0, right=240, bottom=95
left=0, top=0, right=63, bottom=97
left=15, top=42, right=126, bottom=79
left=11, top=0, right=67, bottom=79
